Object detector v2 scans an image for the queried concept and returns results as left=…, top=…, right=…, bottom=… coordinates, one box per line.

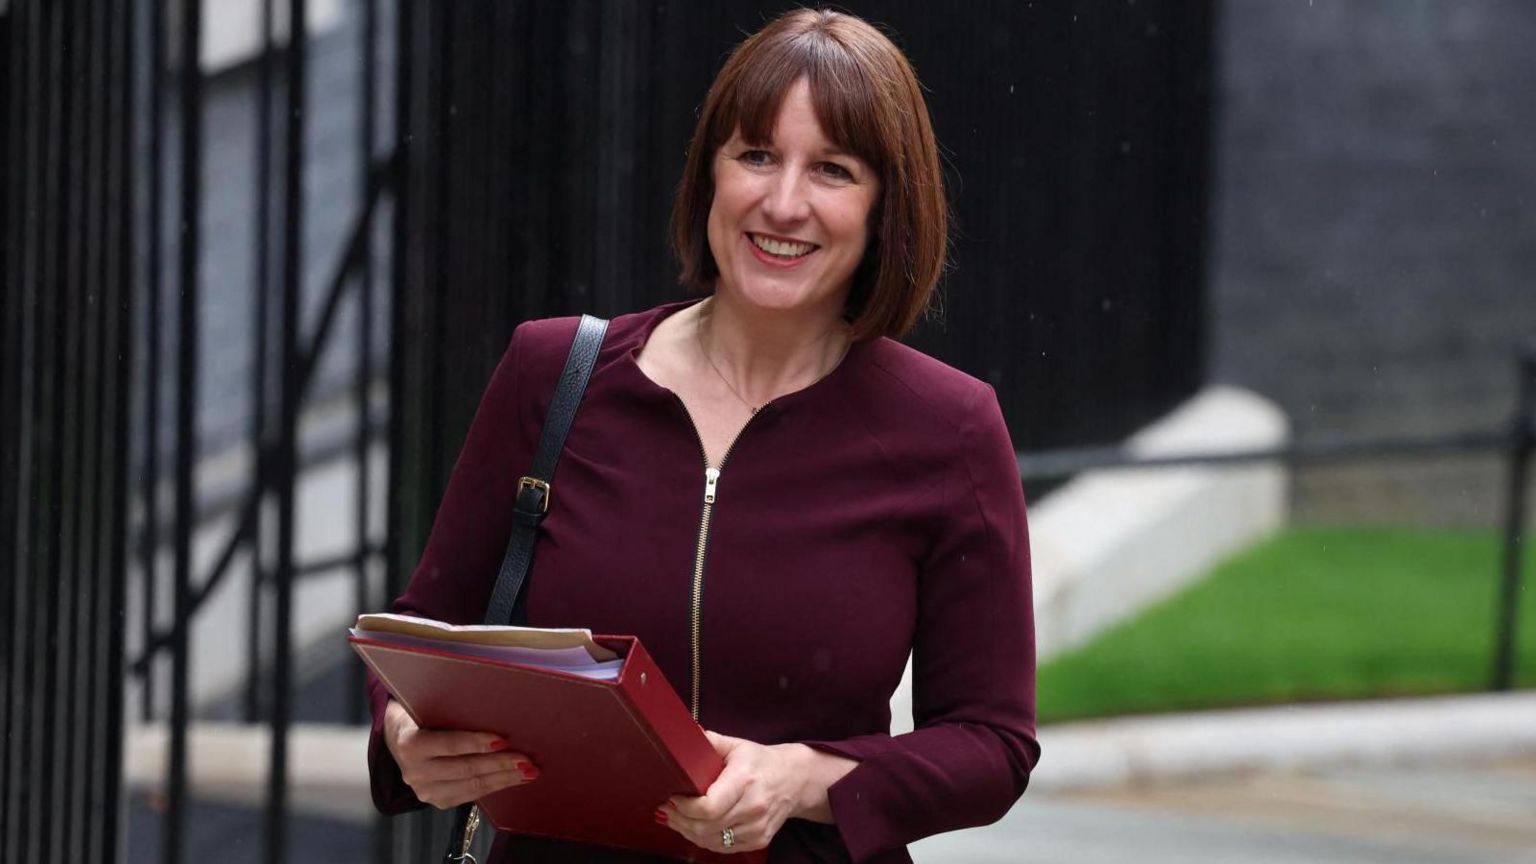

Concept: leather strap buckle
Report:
left=517, top=476, right=551, bottom=513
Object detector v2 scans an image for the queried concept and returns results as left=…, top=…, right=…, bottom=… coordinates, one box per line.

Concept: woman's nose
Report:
left=761, top=169, right=811, bottom=222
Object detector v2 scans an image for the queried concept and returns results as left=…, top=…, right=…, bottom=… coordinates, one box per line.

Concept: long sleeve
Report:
left=365, top=323, right=534, bottom=814
left=359, top=302, right=1040, bottom=863
left=805, top=383, right=1039, bottom=862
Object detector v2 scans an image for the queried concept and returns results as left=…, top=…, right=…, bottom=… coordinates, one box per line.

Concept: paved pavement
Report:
left=127, top=691, right=1536, bottom=863
left=127, top=755, right=1536, bottom=863
left=908, top=692, right=1536, bottom=863
left=913, top=758, right=1536, bottom=864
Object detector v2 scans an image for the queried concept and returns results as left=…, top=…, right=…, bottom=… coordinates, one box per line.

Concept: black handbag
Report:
left=444, top=313, right=609, bottom=863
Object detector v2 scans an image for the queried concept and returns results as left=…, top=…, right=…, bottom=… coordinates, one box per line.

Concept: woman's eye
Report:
left=739, top=149, right=773, bottom=166
left=818, top=162, right=853, bottom=180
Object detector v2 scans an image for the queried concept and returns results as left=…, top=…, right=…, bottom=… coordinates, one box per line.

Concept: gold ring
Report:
left=721, top=826, right=736, bottom=848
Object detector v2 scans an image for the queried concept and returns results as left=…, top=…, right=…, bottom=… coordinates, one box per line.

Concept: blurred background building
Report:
left=1207, top=1, right=1536, bottom=526
left=1, top=1, right=1532, bottom=862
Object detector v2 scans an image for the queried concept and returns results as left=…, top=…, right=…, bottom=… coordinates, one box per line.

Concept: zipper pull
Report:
left=704, top=467, right=720, bottom=504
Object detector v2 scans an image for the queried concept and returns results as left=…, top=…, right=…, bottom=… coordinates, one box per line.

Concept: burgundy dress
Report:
left=367, top=300, right=1040, bottom=863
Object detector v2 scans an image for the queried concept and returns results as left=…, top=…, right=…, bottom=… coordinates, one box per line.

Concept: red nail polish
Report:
left=653, top=809, right=668, bottom=825
left=487, top=738, right=509, bottom=752
left=517, top=761, right=539, bottom=780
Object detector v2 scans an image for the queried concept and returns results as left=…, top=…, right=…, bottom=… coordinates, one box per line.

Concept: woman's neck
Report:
left=695, top=293, right=851, bottom=408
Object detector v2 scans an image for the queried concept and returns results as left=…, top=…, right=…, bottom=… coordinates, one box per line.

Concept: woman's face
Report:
left=706, top=77, right=880, bottom=322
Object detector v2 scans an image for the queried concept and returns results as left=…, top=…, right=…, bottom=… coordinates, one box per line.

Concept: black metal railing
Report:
left=1015, top=343, right=1536, bottom=691
left=1, top=1, right=136, bottom=861
left=1493, top=342, right=1536, bottom=691
left=126, top=0, right=398, bottom=862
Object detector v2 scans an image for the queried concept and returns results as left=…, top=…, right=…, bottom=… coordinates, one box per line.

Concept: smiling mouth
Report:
left=748, top=233, right=818, bottom=259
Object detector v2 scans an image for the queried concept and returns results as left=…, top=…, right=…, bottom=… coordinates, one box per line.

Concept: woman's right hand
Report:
left=382, top=698, right=539, bottom=809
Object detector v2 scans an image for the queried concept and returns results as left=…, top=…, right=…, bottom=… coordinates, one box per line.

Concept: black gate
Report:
left=1, top=1, right=136, bottom=861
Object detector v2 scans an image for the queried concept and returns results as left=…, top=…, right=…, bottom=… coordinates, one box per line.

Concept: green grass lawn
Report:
left=1036, top=526, right=1536, bottom=724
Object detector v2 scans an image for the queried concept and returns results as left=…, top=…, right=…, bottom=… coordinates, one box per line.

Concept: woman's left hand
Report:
left=658, top=730, right=856, bottom=854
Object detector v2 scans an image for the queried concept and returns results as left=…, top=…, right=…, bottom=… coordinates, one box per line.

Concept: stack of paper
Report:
left=351, top=614, right=625, bottom=680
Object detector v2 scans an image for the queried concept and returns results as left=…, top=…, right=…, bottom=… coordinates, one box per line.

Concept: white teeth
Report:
left=750, top=234, right=815, bottom=258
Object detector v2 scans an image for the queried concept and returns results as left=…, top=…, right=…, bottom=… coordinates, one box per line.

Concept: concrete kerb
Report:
left=1028, top=691, right=1536, bottom=793
left=122, top=691, right=1536, bottom=819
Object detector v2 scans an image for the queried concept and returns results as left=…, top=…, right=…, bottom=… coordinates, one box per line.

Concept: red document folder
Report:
left=351, top=630, right=764, bottom=863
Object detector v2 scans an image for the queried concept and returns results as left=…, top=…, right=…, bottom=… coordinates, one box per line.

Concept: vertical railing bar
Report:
left=0, top=1, right=20, bottom=848
left=87, top=0, right=112, bottom=851
left=78, top=2, right=105, bottom=856
left=165, top=0, right=203, bottom=858
left=386, top=0, right=413, bottom=618
left=89, top=1, right=133, bottom=857
left=388, top=0, right=418, bottom=605
left=6, top=1, right=31, bottom=854
left=0, top=0, right=20, bottom=847
left=350, top=0, right=381, bottom=725
left=267, top=0, right=307, bottom=859
left=101, top=0, right=137, bottom=852
left=65, top=1, right=89, bottom=832
left=65, top=3, right=92, bottom=858
left=247, top=0, right=278, bottom=725
left=1493, top=345, right=1535, bottom=690
left=65, top=2, right=108, bottom=859
left=2, top=1, right=41, bottom=858
left=55, top=0, right=87, bottom=845
left=141, top=0, right=166, bottom=725
left=18, top=2, right=49, bottom=856
left=97, top=0, right=127, bottom=850
left=56, top=3, right=84, bottom=848
left=80, top=3, right=108, bottom=856
left=31, top=2, right=70, bottom=857
left=425, top=0, right=448, bottom=511
left=382, top=1, right=415, bottom=858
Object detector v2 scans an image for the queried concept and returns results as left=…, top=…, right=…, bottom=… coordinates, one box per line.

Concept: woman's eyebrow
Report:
left=822, top=148, right=872, bottom=170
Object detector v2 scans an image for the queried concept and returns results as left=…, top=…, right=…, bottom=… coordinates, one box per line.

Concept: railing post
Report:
left=350, top=0, right=380, bottom=726
left=165, top=0, right=203, bottom=858
left=1492, top=340, right=1536, bottom=690
left=140, top=0, right=166, bottom=726
left=245, top=0, right=276, bottom=726
left=266, top=0, right=307, bottom=860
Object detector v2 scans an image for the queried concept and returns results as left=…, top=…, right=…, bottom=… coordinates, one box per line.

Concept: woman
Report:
left=368, top=9, right=1039, bottom=862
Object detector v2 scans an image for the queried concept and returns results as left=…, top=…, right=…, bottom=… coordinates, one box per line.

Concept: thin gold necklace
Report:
left=695, top=304, right=851, bottom=415
left=697, top=310, right=762, bottom=414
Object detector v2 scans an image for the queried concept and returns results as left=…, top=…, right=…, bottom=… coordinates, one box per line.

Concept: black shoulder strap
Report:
left=446, top=314, right=608, bottom=864
left=483, top=313, right=609, bottom=627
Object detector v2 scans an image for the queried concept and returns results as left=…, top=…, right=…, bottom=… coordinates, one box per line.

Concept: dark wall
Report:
left=1206, top=1, right=1536, bottom=523
left=1210, top=2, right=1536, bottom=437
left=389, top=0, right=1214, bottom=559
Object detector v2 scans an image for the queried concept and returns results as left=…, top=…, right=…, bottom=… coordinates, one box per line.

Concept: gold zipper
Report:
left=688, top=469, right=718, bottom=719
left=684, top=410, right=759, bottom=721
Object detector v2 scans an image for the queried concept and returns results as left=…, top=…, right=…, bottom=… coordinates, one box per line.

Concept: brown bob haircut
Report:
left=670, top=8, right=948, bottom=342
